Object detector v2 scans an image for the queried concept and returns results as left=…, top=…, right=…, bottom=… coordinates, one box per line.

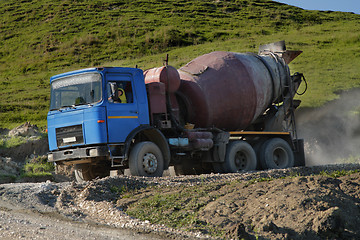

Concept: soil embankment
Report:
left=1, top=165, right=360, bottom=239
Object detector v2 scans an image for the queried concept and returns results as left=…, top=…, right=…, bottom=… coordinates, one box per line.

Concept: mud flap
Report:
left=293, top=139, right=305, bottom=167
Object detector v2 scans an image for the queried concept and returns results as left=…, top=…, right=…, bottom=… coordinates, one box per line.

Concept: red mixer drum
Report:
left=177, top=51, right=290, bottom=130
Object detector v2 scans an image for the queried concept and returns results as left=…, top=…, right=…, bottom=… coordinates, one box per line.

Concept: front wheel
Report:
left=74, top=162, right=110, bottom=183
left=259, top=138, right=294, bottom=169
left=129, top=141, right=164, bottom=177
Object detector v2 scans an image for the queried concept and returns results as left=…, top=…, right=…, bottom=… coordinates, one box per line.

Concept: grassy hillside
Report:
left=0, top=0, right=359, bottom=128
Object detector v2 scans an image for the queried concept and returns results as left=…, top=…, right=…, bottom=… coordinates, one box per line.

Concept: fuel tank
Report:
left=176, top=50, right=292, bottom=130
left=144, top=65, right=180, bottom=93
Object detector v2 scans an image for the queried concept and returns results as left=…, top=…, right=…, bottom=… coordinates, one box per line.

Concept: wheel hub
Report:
left=273, top=147, right=287, bottom=167
left=142, top=153, right=158, bottom=174
left=235, top=152, right=247, bottom=170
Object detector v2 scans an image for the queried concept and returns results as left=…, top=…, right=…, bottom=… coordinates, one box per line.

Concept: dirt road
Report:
left=0, top=203, right=160, bottom=240
left=0, top=182, right=164, bottom=240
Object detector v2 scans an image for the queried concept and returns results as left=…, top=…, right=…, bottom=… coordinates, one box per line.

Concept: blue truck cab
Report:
left=47, top=67, right=170, bottom=181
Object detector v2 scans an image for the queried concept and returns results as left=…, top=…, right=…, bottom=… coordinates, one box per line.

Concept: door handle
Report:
left=130, top=110, right=138, bottom=114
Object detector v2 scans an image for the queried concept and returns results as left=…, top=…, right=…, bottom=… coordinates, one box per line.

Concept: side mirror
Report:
left=109, top=82, right=119, bottom=101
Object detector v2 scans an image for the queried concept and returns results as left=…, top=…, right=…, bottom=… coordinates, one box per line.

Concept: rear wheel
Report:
left=129, top=141, right=164, bottom=177
left=215, top=141, right=257, bottom=173
left=259, top=138, right=294, bottom=169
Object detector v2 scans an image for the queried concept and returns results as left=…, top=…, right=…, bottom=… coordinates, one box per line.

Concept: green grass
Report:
left=125, top=184, right=225, bottom=236
left=0, top=136, right=28, bottom=149
left=21, top=155, right=54, bottom=178
left=0, top=174, right=17, bottom=182
left=110, top=185, right=129, bottom=195
left=20, top=170, right=53, bottom=178
left=0, top=0, right=359, bottom=127
left=244, top=177, right=273, bottom=186
left=337, top=155, right=360, bottom=164
left=319, top=169, right=360, bottom=178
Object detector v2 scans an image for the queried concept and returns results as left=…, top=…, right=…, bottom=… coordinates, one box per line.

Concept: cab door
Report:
left=106, top=72, right=140, bottom=143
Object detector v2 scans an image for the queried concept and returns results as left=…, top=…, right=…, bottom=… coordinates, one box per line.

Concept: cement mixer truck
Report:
left=47, top=41, right=306, bottom=182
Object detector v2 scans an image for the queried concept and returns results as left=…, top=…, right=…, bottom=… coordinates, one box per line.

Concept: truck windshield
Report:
left=50, top=72, right=102, bottom=110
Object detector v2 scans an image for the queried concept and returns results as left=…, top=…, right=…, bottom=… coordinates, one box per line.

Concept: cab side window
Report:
left=107, top=81, right=133, bottom=103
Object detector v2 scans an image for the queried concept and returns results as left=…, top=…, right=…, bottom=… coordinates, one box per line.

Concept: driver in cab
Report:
left=108, top=84, right=127, bottom=103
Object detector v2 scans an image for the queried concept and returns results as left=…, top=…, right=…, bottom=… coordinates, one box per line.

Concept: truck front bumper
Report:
left=48, top=145, right=109, bottom=163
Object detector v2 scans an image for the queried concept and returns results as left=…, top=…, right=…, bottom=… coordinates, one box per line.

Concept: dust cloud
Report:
left=296, top=88, right=360, bottom=166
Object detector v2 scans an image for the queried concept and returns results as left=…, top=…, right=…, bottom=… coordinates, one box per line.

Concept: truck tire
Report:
left=74, top=163, right=110, bottom=183
left=74, top=164, right=95, bottom=183
left=129, top=141, right=164, bottom=177
left=219, top=141, right=257, bottom=173
left=259, top=138, right=294, bottom=169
